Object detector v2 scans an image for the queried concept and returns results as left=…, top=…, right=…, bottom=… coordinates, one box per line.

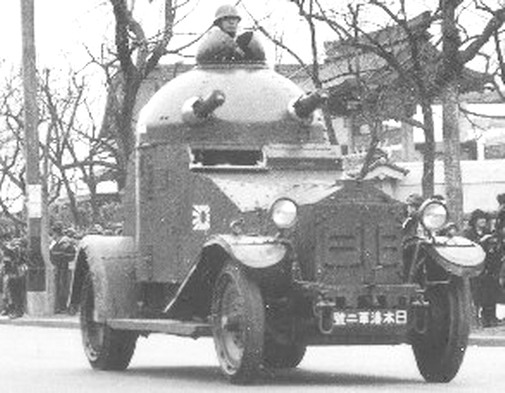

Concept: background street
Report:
left=1, top=325, right=504, bottom=393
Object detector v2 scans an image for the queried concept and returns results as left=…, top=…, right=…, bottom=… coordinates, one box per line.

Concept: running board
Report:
left=107, top=318, right=212, bottom=338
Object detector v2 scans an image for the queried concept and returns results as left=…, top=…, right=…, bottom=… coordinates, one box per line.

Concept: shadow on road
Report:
left=113, top=365, right=423, bottom=387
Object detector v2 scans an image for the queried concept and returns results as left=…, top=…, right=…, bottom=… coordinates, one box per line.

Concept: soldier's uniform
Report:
left=196, top=4, right=265, bottom=64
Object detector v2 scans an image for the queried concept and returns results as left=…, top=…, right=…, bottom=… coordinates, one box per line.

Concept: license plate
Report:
left=333, top=310, right=408, bottom=326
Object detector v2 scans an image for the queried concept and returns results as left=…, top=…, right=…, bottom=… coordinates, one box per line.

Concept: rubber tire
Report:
left=211, top=263, right=265, bottom=384
left=80, top=272, right=137, bottom=371
left=411, top=277, right=470, bottom=383
left=263, top=340, right=306, bottom=369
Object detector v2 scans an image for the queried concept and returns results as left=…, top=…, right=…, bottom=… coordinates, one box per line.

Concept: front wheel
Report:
left=211, top=263, right=265, bottom=383
left=411, top=276, right=470, bottom=382
left=80, top=272, right=137, bottom=370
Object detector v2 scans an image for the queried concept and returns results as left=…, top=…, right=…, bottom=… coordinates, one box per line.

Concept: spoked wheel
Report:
left=411, top=276, right=470, bottom=382
left=80, top=272, right=137, bottom=370
left=211, top=263, right=265, bottom=384
left=263, top=340, right=306, bottom=369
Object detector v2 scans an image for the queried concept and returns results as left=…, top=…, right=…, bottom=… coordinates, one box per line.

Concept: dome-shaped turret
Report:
left=137, top=63, right=328, bottom=146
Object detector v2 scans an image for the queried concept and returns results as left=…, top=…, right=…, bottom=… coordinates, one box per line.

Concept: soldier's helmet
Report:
left=214, top=4, right=241, bottom=25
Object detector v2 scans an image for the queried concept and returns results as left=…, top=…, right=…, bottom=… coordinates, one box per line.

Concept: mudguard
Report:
left=425, top=235, right=485, bottom=277
left=204, top=234, right=288, bottom=268
left=69, top=235, right=139, bottom=322
left=163, top=234, right=289, bottom=319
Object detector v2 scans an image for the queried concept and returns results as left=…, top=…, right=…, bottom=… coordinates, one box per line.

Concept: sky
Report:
left=1, top=1, right=497, bottom=69
left=0, top=0, right=318, bottom=71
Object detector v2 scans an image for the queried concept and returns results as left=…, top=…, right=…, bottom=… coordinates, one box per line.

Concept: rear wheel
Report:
left=411, top=276, right=470, bottom=382
left=80, top=272, right=137, bottom=370
left=211, top=263, right=265, bottom=383
left=263, top=340, right=306, bottom=369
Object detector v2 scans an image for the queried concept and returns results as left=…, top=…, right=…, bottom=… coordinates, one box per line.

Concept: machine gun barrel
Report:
left=293, top=91, right=328, bottom=118
left=193, top=90, right=226, bottom=118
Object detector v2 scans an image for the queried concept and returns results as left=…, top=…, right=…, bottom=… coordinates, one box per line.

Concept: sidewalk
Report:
left=2, top=314, right=505, bottom=346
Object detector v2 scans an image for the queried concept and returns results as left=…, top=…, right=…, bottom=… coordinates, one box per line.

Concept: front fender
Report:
left=424, top=235, right=485, bottom=278
left=70, top=235, right=139, bottom=322
left=204, top=234, right=288, bottom=268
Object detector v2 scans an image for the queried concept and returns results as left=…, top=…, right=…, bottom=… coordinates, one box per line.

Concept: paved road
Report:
left=1, top=325, right=504, bottom=393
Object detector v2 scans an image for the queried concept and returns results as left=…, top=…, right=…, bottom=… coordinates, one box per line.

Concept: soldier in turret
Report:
left=196, top=4, right=265, bottom=63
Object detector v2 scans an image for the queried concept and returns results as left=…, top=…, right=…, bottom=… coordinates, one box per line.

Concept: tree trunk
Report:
left=420, top=100, right=435, bottom=197
left=441, top=0, right=465, bottom=228
left=442, top=81, right=464, bottom=228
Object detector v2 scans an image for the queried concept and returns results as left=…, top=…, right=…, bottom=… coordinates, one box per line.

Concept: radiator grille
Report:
left=315, top=204, right=403, bottom=286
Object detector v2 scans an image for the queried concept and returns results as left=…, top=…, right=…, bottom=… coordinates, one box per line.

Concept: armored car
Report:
left=69, top=52, right=485, bottom=383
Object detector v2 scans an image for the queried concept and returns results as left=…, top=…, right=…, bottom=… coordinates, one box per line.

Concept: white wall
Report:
left=393, top=160, right=505, bottom=213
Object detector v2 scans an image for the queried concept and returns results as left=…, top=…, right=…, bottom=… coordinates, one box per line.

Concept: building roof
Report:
left=317, top=12, right=493, bottom=117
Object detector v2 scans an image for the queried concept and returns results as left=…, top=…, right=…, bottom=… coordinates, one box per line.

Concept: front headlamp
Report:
left=270, top=198, right=298, bottom=229
left=420, top=200, right=448, bottom=231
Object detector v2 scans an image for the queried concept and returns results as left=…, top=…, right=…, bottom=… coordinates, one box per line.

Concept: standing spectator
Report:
left=463, top=209, right=492, bottom=326
left=496, top=193, right=505, bottom=234
left=0, top=237, right=28, bottom=319
left=50, top=222, right=76, bottom=314
left=478, top=218, right=505, bottom=327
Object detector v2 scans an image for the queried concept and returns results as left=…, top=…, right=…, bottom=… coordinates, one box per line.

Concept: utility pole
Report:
left=21, top=0, right=47, bottom=315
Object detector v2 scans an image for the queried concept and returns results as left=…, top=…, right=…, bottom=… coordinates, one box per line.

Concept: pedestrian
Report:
left=495, top=192, right=505, bottom=234
left=196, top=4, right=265, bottom=63
left=463, top=209, right=491, bottom=325
left=50, top=222, right=76, bottom=314
left=0, top=238, right=28, bottom=319
left=478, top=219, right=505, bottom=327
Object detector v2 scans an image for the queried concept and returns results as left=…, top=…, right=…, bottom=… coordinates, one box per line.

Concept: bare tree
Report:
left=97, top=0, right=203, bottom=189
left=0, top=67, right=116, bottom=230
left=439, top=0, right=505, bottom=226
left=40, top=69, right=116, bottom=227
left=286, top=1, right=505, bottom=222
left=0, top=72, right=28, bottom=228
left=285, top=1, right=439, bottom=193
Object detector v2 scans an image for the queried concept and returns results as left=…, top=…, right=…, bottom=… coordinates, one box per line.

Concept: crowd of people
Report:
left=0, top=222, right=118, bottom=319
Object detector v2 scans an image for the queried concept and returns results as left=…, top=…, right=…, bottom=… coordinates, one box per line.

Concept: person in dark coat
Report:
left=478, top=220, right=505, bottom=327
left=496, top=193, right=505, bottom=234
left=50, top=223, right=76, bottom=313
left=0, top=238, right=28, bottom=319
left=463, top=209, right=493, bottom=326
